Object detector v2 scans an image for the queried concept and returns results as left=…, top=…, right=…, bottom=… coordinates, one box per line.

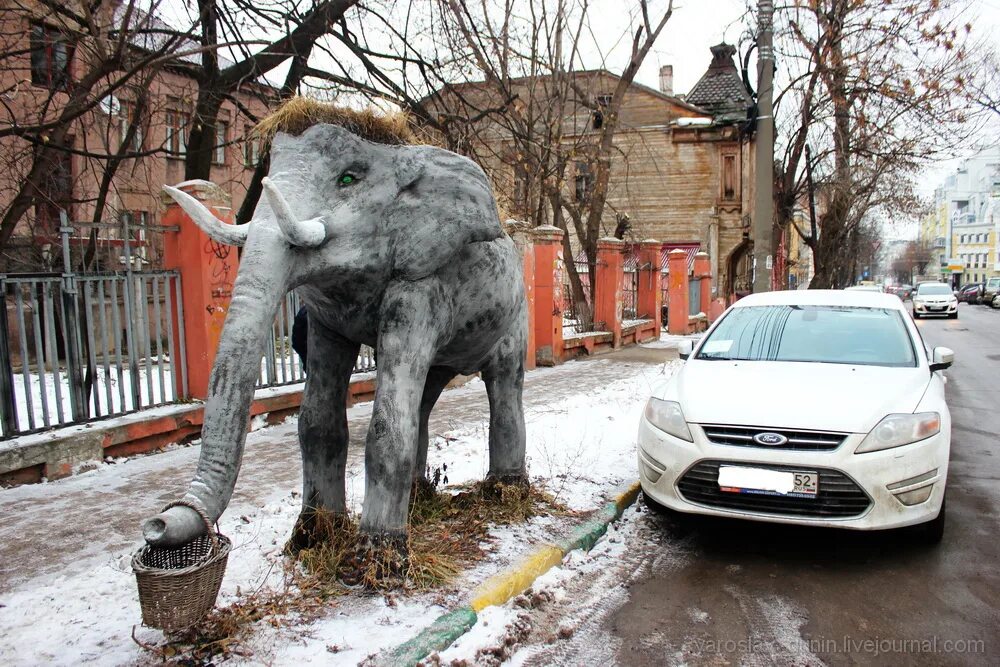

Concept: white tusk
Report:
left=261, top=177, right=326, bottom=247
left=162, top=185, right=248, bottom=247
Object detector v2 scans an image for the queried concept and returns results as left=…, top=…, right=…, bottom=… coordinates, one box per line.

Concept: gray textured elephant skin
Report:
left=143, top=124, right=528, bottom=557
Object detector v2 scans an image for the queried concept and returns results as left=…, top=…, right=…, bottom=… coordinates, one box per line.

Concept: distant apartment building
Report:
left=0, top=3, right=274, bottom=271
left=920, top=146, right=1000, bottom=287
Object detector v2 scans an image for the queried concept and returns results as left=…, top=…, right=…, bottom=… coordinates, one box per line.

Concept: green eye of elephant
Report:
left=338, top=173, right=357, bottom=186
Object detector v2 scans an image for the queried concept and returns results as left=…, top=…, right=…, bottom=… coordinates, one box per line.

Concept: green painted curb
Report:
left=375, top=607, right=477, bottom=667
left=377, top=480, right=642, bottom=665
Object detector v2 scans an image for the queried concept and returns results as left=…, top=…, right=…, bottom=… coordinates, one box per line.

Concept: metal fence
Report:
left=255, top=291, right=378, bottom=389
left=562, top=260, right=591, bottom=334
left=1, top=214, right=377, bottom=440
left=689, top=277, right=702, bottom=316
left=1, top=222, right=188, bottom=439
left=621, top=270, right=638, bottom=321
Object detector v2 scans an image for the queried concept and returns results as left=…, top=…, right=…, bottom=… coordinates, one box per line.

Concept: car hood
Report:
left=658, top=360, right=931, bottom=433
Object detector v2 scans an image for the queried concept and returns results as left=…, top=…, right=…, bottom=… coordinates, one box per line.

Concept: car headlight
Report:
left=855, top=413, right=940, bottom=453
left=643, top=397, right=693, bottom=442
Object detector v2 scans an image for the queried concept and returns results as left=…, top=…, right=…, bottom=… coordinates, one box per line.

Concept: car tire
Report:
left=642, top=490, right=671, bottom=515
left=913, top=312, right=920, bottom=319
left=909, top=497, right=946, bottom=545
left=949, top=312, right=958, bottom=319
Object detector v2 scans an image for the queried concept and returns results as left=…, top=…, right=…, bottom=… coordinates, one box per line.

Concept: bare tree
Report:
left=767, top=0, right=986, bottom=288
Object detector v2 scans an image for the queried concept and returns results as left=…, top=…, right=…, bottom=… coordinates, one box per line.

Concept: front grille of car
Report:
left=700, top=424, right=847, bottom=451
left=676, top=460, right=872, bottom=518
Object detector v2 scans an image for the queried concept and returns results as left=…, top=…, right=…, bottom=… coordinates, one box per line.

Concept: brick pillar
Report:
left=637, top=239, right=662, bottom=334
left=161, top=180, right=240, bottom=399
left=506, top=221, right=536, bottom=371
left=532, top=225, right=564, bottom=366
left=667, top=248, right=690, bottom=335
left=693, top=251, right=711, bottom=316
left=594, top=237, right=626, bottom=348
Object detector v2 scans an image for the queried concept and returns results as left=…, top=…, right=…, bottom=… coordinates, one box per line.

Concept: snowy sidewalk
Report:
left=0, top=343, right=678, bottom=666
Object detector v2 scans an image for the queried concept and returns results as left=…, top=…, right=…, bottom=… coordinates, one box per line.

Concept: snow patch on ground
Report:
left=0, top=357, right=679, bottom=666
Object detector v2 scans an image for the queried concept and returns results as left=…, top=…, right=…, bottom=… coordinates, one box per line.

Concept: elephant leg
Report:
left=483, top=336, right=528, bottom=487
left=413, top=366, right=457, bottom=501
left=288, top=325, right=360, bottom=554
left=354, top=284, right=441, bottom=580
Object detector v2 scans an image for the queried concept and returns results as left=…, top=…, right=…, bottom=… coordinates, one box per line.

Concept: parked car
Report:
left=638, top=289, right=952, bottom=543
left=957, top=283, right=983, bottom=304
left=895, top=284, right=914, bottom=300
left=912, top=282, right=958, bottom=319
left=983, top=277, right=1000, bottom=307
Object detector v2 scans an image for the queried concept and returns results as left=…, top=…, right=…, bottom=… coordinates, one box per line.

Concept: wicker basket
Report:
left=132, top=501, right=232, bottom=631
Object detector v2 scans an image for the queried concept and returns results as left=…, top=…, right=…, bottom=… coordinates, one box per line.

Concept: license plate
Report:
left=717, top=465, right=819, bottom=498
left=929, top=306, right=944, bottom=311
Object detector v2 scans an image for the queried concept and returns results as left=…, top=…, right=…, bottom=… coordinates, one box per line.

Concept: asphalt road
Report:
left=517, top=301, right=1000, bottom=666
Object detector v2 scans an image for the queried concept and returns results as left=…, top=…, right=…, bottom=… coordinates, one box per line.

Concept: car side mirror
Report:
left=678, top=339, right=693, bottom=360
left=929, top=346, right=954, bottom=372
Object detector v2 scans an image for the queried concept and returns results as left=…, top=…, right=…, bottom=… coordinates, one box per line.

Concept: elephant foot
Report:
left=482, top=472, right=530, bottom=501
left=339, top=531, right=409, bottom=589
left=410, top=477, right=438, bottom=505
left=285, top=508, right=353, bottom=557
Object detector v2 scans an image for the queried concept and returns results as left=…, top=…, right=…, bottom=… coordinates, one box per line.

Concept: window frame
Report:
left=165, top=107, right=188, bottom=158
left=30, top=22, right=73, bottom=90
left=213, top=120, right=228, bottom=166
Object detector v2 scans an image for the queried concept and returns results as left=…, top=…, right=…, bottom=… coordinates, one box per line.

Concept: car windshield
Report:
left=695, top=305, right=917, bottom=367
left=917, top=284, right=951, bottom=295
left=989, top=278, right=1000, bottom=288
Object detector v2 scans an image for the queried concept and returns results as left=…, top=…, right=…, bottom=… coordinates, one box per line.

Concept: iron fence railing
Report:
left=256, top=291, right=378, bottom=389
left=621, top=269, right=639, bottom=321
left=1, top=247, right=188, bottom=438
left=1, top=213, right=377, bottom=440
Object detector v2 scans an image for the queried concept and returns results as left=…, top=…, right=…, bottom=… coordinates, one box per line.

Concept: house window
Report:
left=30, top=23, right=72, bottom=90
left=243, top=125, right=260, bottom=168
left=721, top=153, right=738, bottom=200
left=118, top=101, right=143, bottom=151
left=213, top=121, right=228, bottom=165
left=575, top=162, right=592, bottom=202
left=33, top=143, right=73, bottom=232
left=165, top=108, right=187, bottom=157
left=592, top=94, right=612, bottom=130
left=513, top=173, right=528, bottom=210
left=592, top=109, right=604, bottom=130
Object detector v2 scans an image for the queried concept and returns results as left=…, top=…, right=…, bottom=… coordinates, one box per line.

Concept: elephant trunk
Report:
left=142, top=239, right=289, bottom=546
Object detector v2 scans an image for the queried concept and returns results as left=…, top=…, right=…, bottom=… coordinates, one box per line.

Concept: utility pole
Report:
left=752, top=0, right=775, bottom=292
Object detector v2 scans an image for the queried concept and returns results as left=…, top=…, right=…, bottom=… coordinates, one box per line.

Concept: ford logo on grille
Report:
left=753, top=432, right=788, bottom=446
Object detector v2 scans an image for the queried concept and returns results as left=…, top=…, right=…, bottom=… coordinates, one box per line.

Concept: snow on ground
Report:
left=429, top=504, right=691, bottom=666
left=0, top=349, right=679, bottom=666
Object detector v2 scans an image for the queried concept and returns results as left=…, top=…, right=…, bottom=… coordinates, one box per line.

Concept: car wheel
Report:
left=949, top=312, right=958, bottom=319
left=642, top=490, right=671, bottom=515
left=909, top=497, right=946, bottom=545
left=912, top=312, right=920, bottom=319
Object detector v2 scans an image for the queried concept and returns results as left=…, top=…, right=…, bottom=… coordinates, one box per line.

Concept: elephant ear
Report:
left=390, top=148, right=503, bottom=281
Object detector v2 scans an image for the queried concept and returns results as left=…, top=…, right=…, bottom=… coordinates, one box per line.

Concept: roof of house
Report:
left=685, top=43, right=753, bottom=121
left=432, top=69, right=710, bottom=116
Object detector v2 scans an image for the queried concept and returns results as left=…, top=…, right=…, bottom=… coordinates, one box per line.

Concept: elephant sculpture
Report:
left=142, top=115, right=528, bottom=573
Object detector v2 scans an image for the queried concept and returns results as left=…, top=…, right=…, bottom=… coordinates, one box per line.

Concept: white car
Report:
left=638, top=290, right=952, bottom=543
left=912, top=282, right=958, bottom=319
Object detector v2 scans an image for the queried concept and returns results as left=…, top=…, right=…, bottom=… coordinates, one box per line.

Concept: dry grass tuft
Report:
left=254, top=97, right=424, bottom=146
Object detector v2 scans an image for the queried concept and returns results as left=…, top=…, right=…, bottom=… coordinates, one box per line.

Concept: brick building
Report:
left=0, top=2, right=273, bottom=271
